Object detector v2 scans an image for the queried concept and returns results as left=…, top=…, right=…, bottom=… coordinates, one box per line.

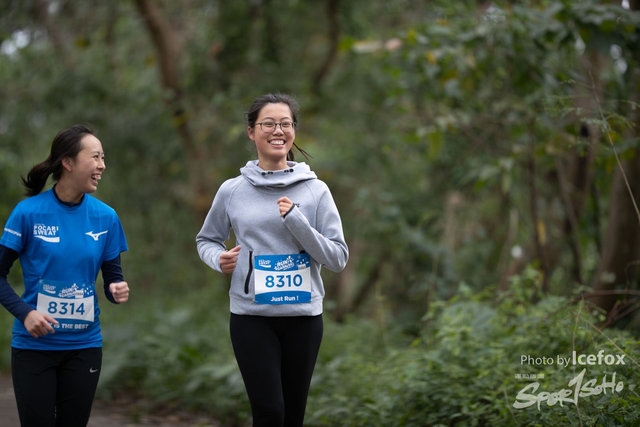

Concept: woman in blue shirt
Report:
left=0, top=125, right=130, bottom=427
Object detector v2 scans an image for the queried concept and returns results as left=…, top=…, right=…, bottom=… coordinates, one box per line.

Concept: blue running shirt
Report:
left=0, top=189, right=128, bottom=350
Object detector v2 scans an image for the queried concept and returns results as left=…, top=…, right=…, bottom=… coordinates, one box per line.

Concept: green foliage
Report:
left=2, top=269, right=639, bottom=427
left=368, top=0, right=640, bottom=308
left=2, top=0, right=639, bottom=325
left=305, top=275, right=640, bottom=426
left=2, top=1, right=640, bottom=425
left=97, top=285, right=250, bottom=425
left=63, top=270, right=637, bottom=426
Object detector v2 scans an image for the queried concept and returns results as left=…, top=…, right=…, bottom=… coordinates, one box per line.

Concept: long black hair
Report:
left=245, top=93, right=311, bottom=162
left=22, top=125, right=95, bottom=197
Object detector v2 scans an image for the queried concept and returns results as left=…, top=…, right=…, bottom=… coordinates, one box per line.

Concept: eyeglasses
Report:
left=255, top=121, right=297, bottom=133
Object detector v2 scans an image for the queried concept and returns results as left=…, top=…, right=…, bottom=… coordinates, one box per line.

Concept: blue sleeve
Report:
left=0, top=204, right=26, bottom=253
left=101, top=254, right=124, bottom=304
left=0, top=244, right=33, bottom=322
left=104, top=213, right=128, bottom=262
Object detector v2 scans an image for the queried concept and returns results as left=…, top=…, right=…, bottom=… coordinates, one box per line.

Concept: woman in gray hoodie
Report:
left=196, top=93, right=348, bottom=427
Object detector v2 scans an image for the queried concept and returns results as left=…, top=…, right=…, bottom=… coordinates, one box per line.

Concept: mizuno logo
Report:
left=85, top=230, right=108, bottom=241
left=34, top=235, right=60, bottom=243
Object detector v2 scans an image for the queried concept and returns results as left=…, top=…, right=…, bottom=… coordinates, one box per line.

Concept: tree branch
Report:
left=132, top=0, right=180, bottom=91
left=33, top=0, right=70, bottom=66
left=312, top=0, right=340, bottom=95
left=526, top=133, right=550, bottom=293
left=132, top=0, right=213, bottom=216
left=556, top=157, right=583, bottom=284
left=132, top=0, right=194, bottom=152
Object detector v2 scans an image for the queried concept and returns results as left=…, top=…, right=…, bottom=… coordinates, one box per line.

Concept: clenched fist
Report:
left=109, top=281, right=130, bottom=303
left=220, top=245, right=241, bottom=273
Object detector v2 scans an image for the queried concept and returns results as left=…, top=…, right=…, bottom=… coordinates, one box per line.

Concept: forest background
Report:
left=1, top=0, right=640, bottom=426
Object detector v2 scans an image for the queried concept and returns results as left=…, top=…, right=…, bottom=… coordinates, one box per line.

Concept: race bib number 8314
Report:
left=36, top=279, right=95, bottom=332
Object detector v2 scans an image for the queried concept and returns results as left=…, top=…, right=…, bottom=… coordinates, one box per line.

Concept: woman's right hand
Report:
left=220, top=245, right=241, bottom=273
left=24, top=310, right=58, bottom=338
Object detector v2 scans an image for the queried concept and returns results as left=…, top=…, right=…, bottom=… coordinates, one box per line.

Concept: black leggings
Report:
left=11, top=347, right=102, bottom=427
left=230, top=313, right=323, bottom=427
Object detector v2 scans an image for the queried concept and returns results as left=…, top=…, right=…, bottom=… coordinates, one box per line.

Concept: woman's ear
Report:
left=61, top=157, right=73, bottom=172
left=247, top=126, right=256, bottom=141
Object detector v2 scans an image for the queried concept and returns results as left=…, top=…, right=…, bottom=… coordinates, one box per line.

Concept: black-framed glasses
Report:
left=255, top=121, right=297, bottom=133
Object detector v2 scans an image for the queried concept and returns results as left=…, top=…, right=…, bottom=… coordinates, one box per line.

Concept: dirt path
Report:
left=0, top=373, right=20, bottom=427
left=0, top=373, right=219, bottom=427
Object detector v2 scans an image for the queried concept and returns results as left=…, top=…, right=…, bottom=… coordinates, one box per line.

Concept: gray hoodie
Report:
left=196, top=160, right=349, bottom=316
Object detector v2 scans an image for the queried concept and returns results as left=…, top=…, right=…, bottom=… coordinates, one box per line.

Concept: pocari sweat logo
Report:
left=33, top=224, right=60, bottom=243
left=258, top=259, right=271, bottom=268
left=42, top=284, right=57, bottom=294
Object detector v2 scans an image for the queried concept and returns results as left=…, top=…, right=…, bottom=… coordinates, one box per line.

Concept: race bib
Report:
left=253, top=253, right=311, bottom=304
left=36, top=279, right=95, bottom=332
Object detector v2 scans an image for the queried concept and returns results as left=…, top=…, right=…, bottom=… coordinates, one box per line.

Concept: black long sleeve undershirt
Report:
left=0, top=244, right=124, bottom=322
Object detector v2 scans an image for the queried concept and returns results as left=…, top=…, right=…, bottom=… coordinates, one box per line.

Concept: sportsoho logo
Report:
left=34, top=224, right=60, bottom=243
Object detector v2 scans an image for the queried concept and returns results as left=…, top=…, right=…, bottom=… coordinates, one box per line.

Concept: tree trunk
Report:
left=327, top=239, right=360, bottom=322
left=132, top=0, right=212, bottom=218
left=526, top=142, right=550, bottom=293
left=555, top=51, right=603, bottom=286
left=33, top=0, right=71, bottom=67
left=591, top=150, right=640, bottom=311
left=590, top=0, right=640, bottom=313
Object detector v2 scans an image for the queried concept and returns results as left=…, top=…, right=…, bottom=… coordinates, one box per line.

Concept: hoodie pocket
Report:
left=244, top=250, right=253, bottom=294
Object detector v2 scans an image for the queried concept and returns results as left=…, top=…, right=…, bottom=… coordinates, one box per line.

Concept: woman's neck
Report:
left=257, top=158, right=288, bottom=171
left=53, top=181, right=84, bottom=204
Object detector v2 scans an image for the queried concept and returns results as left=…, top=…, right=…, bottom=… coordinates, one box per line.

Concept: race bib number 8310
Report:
left=253, top=253, right=311, bottom=304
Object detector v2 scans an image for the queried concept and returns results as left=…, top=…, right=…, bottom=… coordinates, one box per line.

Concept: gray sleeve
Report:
left=196, top=186, right=232, bottom=273
left=283, top=184, right=349, bottom=273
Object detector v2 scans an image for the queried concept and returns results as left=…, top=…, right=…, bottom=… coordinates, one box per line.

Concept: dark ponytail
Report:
left=22, top=125, right=95, bottom=197
left=288, top=142, right=312, bottom=163
left=245, top=93, right=312, bottom=163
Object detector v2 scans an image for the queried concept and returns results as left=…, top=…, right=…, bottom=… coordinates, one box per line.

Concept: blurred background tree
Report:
left=1, top=0, right=640, bottom=425
left=0, top=0, right=453, bottom=328
left=1, top=0, right=639, bottom=340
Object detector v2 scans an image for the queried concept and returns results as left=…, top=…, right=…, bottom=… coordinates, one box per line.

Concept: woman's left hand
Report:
left=277, top=197, right=293, bottom=217
left=109, top=281, right=130, bottom=303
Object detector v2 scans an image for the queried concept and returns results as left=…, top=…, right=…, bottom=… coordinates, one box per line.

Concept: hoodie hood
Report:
left=240, top=160, right=317, bottom=187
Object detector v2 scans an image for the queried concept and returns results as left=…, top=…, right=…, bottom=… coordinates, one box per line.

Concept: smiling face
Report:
left=61, top=134, right=105, bottom=197
left=247, top=102, right=296, bottom=170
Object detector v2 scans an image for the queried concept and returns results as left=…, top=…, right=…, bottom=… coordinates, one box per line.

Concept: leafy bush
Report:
left=305, top=269, right=640, bottom=426
left=97, top=285, right=251, bottom=426
left=4, top=268, right=640, bottom=427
